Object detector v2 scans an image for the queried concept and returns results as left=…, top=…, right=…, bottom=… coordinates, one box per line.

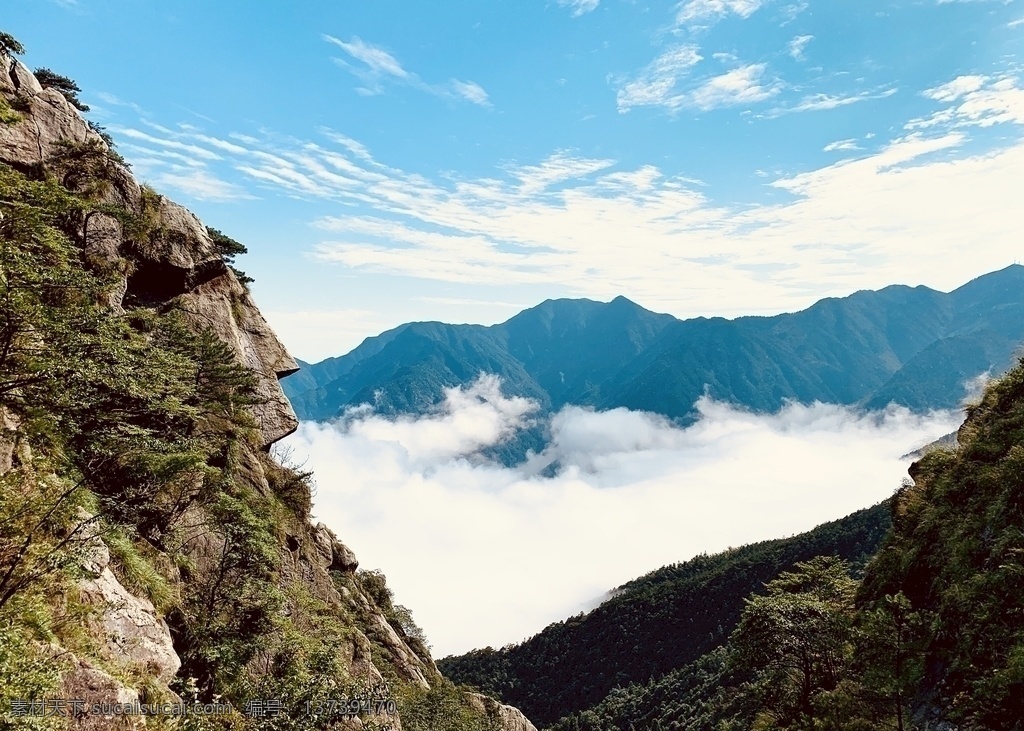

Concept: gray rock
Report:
left=60, top=657, right=143, bottom=730
left=467, top=692, right=539, bottom=731
left=0, top=406, right=18, bottom=474
left=0, top=58, right=299, bottom=450
left=77, top=531, right=181, bottom=684
left=332, top=540, right=361, bottom=574
left=174, top=273, right=299, bottom=447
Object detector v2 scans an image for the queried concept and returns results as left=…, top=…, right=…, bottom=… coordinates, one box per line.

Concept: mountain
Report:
left=443, top=355, right=1024, bottom=730
left=0, top=42, right=533, bottom=731
left=438, top=502, right=891, bottom=728
left=284, top=270, right=1024, bottom=430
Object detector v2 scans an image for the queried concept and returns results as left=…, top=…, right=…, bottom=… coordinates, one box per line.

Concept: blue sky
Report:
left=7, top=0, right=1024, bottom=361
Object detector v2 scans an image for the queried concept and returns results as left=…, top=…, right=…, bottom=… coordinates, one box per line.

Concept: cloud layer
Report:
left=283, top=376, right=962, bottom=657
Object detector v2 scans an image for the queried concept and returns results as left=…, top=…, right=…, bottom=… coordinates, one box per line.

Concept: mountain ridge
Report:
left=284, top=266, right=1024, bottom=428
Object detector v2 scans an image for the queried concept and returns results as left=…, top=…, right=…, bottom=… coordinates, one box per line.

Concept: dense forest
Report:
left=440, top=504, right=891, bottom=727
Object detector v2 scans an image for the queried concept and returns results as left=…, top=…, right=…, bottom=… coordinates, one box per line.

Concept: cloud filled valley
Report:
left=283, top=375, right=963, bottom=657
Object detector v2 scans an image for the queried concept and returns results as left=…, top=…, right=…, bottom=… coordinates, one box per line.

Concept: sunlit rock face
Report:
left=0, top=55, right=298, bottom=448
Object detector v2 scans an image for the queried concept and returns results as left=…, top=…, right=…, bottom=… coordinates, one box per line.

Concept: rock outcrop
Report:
left=0, top=54, right=298, bottom=449
left=77, top=524, right=181, bottom=684
left=468, top=693, right=540, bottom=731
left=1, top=47, right=537, bottom=731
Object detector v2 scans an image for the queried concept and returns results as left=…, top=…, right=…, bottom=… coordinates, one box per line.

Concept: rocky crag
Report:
left=0, top=41, right=534, bottom=731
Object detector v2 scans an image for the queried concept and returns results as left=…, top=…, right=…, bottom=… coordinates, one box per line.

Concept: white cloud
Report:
left=776, top=87, right=898, bottom=114
left=788, top=34, right=814, bottom=61
left=323, top=34, right=409, bottom=79
left=676, top=0, right=764, bottom=24
left=511, top=151, right=615, bottom=194
left=558, top=0, right=601, bottom=17
left=688, top=63, right=780, bottom=109
left=153, top=169, right=256, bottom=202
left=616, top=51, right=779, bottom=113
left=924, top=75, right=987, bottom=102
left=284, top=376, right=962, bottom=656
left=451, top=79, right=491, bottom=107
left=323, top=34, right=491, bottom=107
left=116, top=75, right=1024, bottom=335
left=1010, top=16, right=1024, bottom=27
left=616, top=45, right=704, bottom=112
left=908, top=75, right=1024, bottom=129
left=93, top=91, right=146, bottom=115
left=823, top=138, right=860, bottom=152
left=113, top=127, right=222, bottom=161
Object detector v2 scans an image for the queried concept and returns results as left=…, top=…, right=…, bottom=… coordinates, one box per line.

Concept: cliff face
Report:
left=0, top=53, right=299, bottom=449
left=0, top=48, right=534, bottom=731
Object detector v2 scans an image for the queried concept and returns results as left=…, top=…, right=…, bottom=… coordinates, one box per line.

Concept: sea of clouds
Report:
left=281, top=374, right=963, bottom=657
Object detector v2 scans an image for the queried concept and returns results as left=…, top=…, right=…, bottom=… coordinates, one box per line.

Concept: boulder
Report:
left=60, top=658, right=143, bottom=731
left=78, top=532, right=181, bottom=684
left=466, top=692, right=539, bottom=731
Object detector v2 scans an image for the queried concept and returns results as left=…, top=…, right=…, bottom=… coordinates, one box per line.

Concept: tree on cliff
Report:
left=33, top=68, right=90, bottom=111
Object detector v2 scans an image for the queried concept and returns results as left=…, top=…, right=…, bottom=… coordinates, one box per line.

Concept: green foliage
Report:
left=730, top=557, right=858, bottom=727
left=395, top=679, right=501, bottom=731
left=547, top=648, right=746, bottom=731
left=104, top=526, right=178, bottom=613
left=32, top=68, right=89, bottom=112
left=0, top=158, right=298, bottom=714
left=207, top=227, right=253, bottom=286
left=439, top=503, right=890, bottom=728
left=857, top=357, right=1024, bottom=728
left=0, top=616, right=66, bottom=731
left=0, top=30, right=25, bottom=56
left=0, top=96, right=20, bottom=125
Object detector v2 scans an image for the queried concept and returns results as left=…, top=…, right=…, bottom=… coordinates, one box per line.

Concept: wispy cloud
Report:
left=324, top=34, right=409, bottom=79
left=511, top=151, right=615, bottom=194
left=114, top=74, right=1024, bottom=324
left=285, top=376, right=961, bottom=655
left=777, top=2, right=809, bottom=25
left=676, top=0, right=764, bottom=26
left=788, top=34, right=813, bottom=61
left=1009, top=16, right=1024, bottom=28
left=688, top=63, right=780, bottom=110
left=907, top=75, right=1024, bottom=129
left=772, top=87, right=898, bottom=115
left=152, top=169, right=256, bottom=202
left=322, top=34, right=491, bottom=107
left=451, top=80, right=491, bottom=107
left=93, top=91, right=146, bottom=116
left=616, top=47, right=781, bottom=113
left=558, top=0, right=601, bottom=17
left=615, top=45, right=704, bottom=112
left=823, top=138, right=861, bottom=152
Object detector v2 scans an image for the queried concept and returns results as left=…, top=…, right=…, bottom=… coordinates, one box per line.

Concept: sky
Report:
left=6, top=0, right=1024, bottom=361
left=282, top=376, right=962, bottom=656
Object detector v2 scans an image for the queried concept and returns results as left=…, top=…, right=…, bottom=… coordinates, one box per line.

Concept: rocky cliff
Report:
left=0, top=42, right=535, bottom=731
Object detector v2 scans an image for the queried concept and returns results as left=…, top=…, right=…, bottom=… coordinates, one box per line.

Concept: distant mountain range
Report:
left=283, top=265, right=1024, bottom=426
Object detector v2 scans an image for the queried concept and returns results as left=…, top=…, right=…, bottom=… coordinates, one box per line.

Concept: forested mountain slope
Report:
left=445, top=357, right=1024, bottom=730
left=286, top=269, right=1024, bottom=426
left=439, top=503, right=890, bottom=728
left=0, top=37, right=533, bottom=731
